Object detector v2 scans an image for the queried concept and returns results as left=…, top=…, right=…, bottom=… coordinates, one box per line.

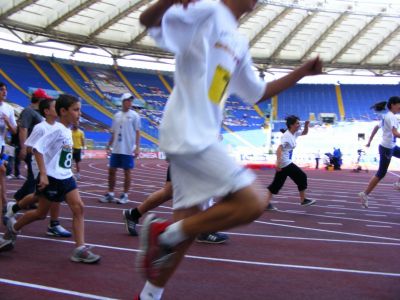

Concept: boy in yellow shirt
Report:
left=72, top=123, right=85, bottom=180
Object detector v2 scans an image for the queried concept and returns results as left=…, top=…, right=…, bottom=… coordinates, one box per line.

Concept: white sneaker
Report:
left=393, top=182, right=400, bottom=191
left=99, top=193, right=114, bottom=203
left=5, top=201, right=16, bottom=220
left=358, top=192, right=369, bottom=208
left=6, top=175, right=14, bottom=179
left=117, top=193, right=128, bottom=204
left=16, top=175, right=26, bottom=180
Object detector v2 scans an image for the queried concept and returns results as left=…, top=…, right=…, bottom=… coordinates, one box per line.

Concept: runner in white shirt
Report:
left=0, top=82, right=17, bottom=226
left=136, top=1, right=322, bottom=299
left=101, top=93, right=141, bottom=204
left=5, top=99, right=71, bottom=237
left=265, top=116, right=315, bottom=211
left=0, top=95, right=100, bottom=263
left=359, top=96, right=400, bottom=208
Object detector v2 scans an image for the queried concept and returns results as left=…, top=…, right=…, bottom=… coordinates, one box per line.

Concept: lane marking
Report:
left=365, top=214, right=387, bottom=217
left=366, top=225, right=392, bottom=228
left=318, top=222, right=343, bottom=226
left=270, top=219, right=295, bottom=223
left=4, top=234, right=400, bottom=279
left=0, top=278, right=118, bottom=300
left=256, top=221, right=400, bottom=242
left=325, top=212, right=346, bottom=215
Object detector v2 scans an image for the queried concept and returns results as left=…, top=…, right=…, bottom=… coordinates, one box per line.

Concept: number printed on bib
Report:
left=208, top=65, right=231, bottom=104
left=59, top=148, right=72, bottom=169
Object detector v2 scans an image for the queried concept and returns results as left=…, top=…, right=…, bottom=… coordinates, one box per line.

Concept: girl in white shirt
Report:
left=265, top=115, right=315, bottom=210
left=359, top=96, right=400, bottom=208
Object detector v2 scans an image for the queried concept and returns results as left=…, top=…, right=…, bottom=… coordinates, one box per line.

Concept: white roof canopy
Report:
left=0, top=0, right=399, bottom=75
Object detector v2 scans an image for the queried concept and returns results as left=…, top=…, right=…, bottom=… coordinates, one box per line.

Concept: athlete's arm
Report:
left=366, top=125, right=379, bottom=147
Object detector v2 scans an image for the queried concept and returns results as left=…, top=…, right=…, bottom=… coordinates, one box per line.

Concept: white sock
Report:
left=158, top=220, right=187, bottom=247
left=108, top=192, right=114, bottom=197
left=140, top=281, right=164, bottom=300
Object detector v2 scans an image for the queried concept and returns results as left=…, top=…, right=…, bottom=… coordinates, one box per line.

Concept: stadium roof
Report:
left=0, top=0, right=399, bottom=75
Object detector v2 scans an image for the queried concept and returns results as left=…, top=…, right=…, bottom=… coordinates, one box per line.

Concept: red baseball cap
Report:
left=32, top=88, right=52, bottom=100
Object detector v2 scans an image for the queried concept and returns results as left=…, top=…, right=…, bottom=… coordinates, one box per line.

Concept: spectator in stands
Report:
left=265, top=116, right=315, bottom=211
left=359, top=97, right=400, bottom=208
left=0, top=82, right=17, bottom=225
left=13, top=88, right=70, bottom=236
left=135, top=1, right=322, bottom=299
left=101, top=93, right=141, bottom=204
left=72, top=122, right=85, bottom=180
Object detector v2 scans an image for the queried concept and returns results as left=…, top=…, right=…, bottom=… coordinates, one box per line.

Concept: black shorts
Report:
left=166, top=165, right=171, bottom=182
left=73, top=149, right=82, bottom=162
left=35, top=175, right=77, bottom=202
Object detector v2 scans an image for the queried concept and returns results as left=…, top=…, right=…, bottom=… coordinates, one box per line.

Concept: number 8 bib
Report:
left=59, top=148, right=73, bottom=169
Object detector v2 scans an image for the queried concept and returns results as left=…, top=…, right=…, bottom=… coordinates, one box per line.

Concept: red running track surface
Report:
left=1, top=158, right=399, bottom=299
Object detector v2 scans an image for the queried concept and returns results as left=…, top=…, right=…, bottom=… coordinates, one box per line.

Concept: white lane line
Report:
left=366, top=225, right=392, bottom=228
left=318, top=222, right=343, bottom=226
left=6, top=234, right=400, bottom=279
left=0, top=278, right=118, bottom=300
left=282, top=210, right=400, bottom=226
left=325, top=212, right=346, bottom=215
left=270, top=219, right=295, bottom=223
left=327, top=205, right=345, bottom=208
left=256, top=221, right=400, bottom=242
left=365, top=214, right=388, bottom=217
left=388, top=171, right=400, bottom=178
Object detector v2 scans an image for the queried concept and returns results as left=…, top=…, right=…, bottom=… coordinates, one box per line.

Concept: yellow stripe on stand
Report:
left=29, top=59, right=62, bottom=92
left=158, top=73, right=172, bottom=93
left=335, top=85, right=345, bottom=121
left=0, top=68, right=29, bottom=97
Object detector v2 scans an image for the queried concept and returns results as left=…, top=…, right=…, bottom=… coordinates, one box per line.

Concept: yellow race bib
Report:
left=208, top=65, right=231, bottom=105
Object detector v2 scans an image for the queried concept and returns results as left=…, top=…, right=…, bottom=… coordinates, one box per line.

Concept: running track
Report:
left=1, top=159, right=399, bottom=300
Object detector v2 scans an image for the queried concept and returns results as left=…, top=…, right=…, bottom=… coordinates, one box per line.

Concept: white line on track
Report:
left=366, top=225, right=392, bottom=228
left=5, top=234, right=400, bottom=279
left=256, top=221, right=400, bottom=242
left=270, top=219, right=295, bottom=223
left=324, top=212, right=346, bottom=215
left=0, top=278, right=118, bottom=300
left=365, top=214, right=388, bottom=217
left=318, top=222, right=343, bottom=226
left=282, top=210, right=400, bottom=226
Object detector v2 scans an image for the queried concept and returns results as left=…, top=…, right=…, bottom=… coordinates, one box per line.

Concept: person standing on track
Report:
left=359, top=96, right=400, bottom=207
left=101, top=93, right=141, bottom=204
left=265, top=116, right=315, bottom=211
left=135, top=1, right=323, bottom=299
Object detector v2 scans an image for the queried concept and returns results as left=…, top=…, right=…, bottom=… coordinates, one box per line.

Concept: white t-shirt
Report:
left=379, top=111, right=399, bottom=149
left=0, top=101, right=16, bottom=147
left=111, top=110, right=141, bottom=155
left=279, top=130, right=302, bottom=168
left=150, top=1, right=266, bottom=154
left=25, top=121, right=64, bottom=148
left=31, top=124, right=74, bottom=180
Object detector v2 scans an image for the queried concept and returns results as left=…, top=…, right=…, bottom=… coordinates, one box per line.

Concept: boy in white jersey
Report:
left=5, top=99, right=72, bottom=237
left=265, top=115, right=315, bottom=210
left=0, top=95, right=100, bottom=264
left=135, top=1, right=322, bottom=299
left=359, top=97, right=400, bottom=208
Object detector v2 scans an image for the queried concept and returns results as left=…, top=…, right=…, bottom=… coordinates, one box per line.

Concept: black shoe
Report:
left=123, top=209, right=138, bottom=236
left=301, top=199, right=316, bottom=206
left=196, top=232, right=229, bottom=244
left=266, top=203, right=278, bottom=211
